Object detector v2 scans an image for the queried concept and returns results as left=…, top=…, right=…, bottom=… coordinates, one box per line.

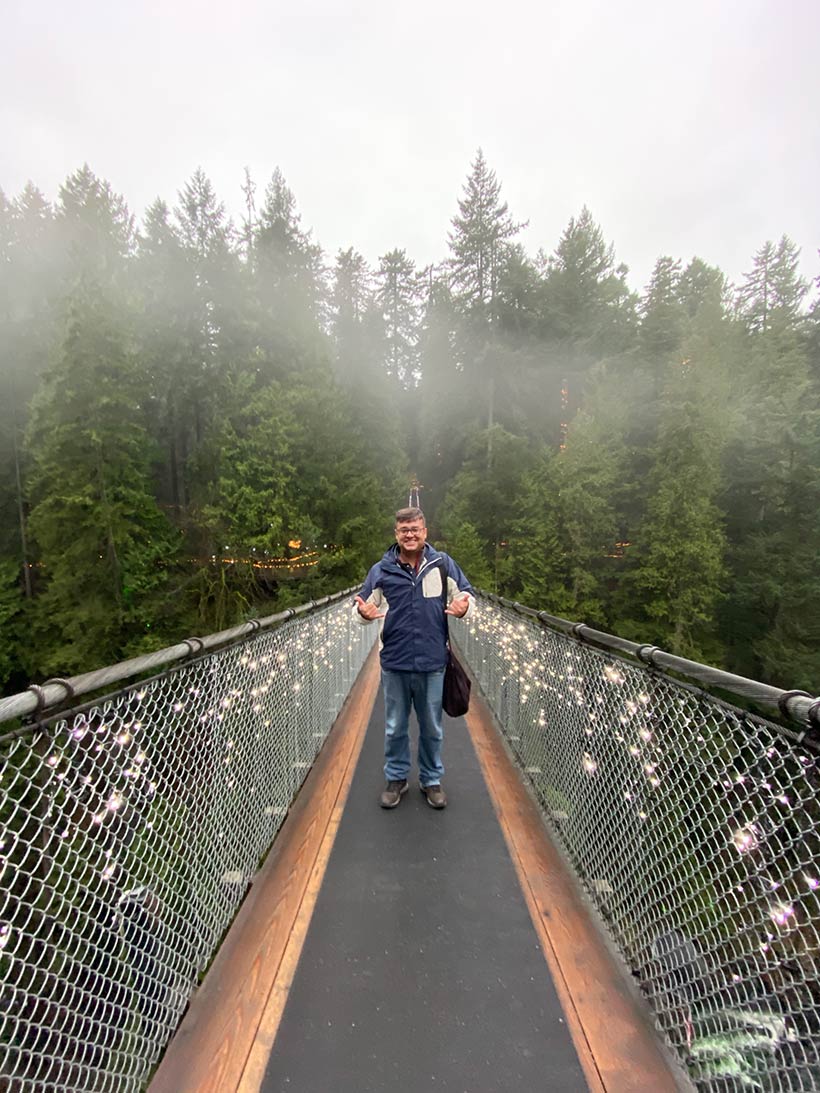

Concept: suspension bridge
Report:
left=1, top=588, right=819, bottom=1092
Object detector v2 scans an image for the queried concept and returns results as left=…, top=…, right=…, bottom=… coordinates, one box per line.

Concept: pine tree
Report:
left=447, top=149, right=524, bottom=321
left=196, top=377, right=298, bottom=557
left=57, top=165, right=135, bottom=284
left=438, top=425, right=537, bottom=592
left=805, top=259, right=820, bottom=378
left=157, top=171, right=249, bottom=526
left=444, top=153, right=529, bottom=471
left=375, top=248, right=424, bottom=385
left=0, top=558, right=24, bottom=691
left=494, top=243, right=541, bottom=338
left=640, top=256, right=684, bottom=360
left=554, top=412, right=627, bottom=625
left=735, top=236, right=808, bottom=335
left=539, top=206, right=637, bottom=360
left=618, top=367, right=728, bottom=660
left=0, top=187, right=59, bottom=555
left=677, top=257, right=729, bottom=321
left=506, top=451, right=573, bottom=615
left=331, top=246, right=374, bottom=381
left=136, top=198, right=199, bottom=516
left=412, top=271, right=468, bottom=516
left=25, top=281, right=178, bottom=674
left=174, top=167, right=231, bottom=261
left=255, top=167, right=326, bottom=342
left=722, top=245, right=819, bottom=686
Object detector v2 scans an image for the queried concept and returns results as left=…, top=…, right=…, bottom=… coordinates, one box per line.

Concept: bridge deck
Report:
left=149, top=649, right=682, bottom=1093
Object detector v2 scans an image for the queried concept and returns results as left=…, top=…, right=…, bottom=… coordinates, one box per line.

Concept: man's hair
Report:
left=395, top=506, right=425, bottom=525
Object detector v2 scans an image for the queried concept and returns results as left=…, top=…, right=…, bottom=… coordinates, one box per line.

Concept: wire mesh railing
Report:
left=0, top=590, right=375, bottom=1093
left=459, top=593, right=820, bottom=1093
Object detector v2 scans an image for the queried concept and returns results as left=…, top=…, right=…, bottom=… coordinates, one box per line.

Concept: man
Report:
left=355, top=507, right=473, bottom=810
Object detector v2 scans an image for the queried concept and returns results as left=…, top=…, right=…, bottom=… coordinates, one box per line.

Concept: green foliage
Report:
left=619, top=366, right=727, bottom=659
left=538, top=206, right=638, bottom=359
left=376, top=249, right=424, bottom=385
left=720, top=317, right=820, bottom=687
left=640, top=256, right=685, bottom=360
left=735, top=236, right=808, bottom=335
left=0, top=558, right=25, bottom=688
left=196, top=376, right=297, bottom=553
left=436, top=519, right=494, bottom=591
left=1, top=156, right=818, bottom=700
left=447, top=147, right=525, bottom=320
left=25, top=280, right=179, bottom=675
left=507, top=399, right=627, bottom=624
left=438, top=425, right=537, bottom=593
left=506, top=451, right=572, bottom=613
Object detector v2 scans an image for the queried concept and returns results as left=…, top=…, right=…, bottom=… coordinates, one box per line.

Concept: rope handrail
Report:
left=0, top=587, right=358, bottom=727
left=479, top=591, right=820, bottom=735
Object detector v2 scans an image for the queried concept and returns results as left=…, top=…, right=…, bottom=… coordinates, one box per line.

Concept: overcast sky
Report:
left=3, top=0, right=819, bottom=297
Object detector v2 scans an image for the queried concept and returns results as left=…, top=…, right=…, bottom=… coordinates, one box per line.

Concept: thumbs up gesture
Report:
left=355, top=594, right=385, bottom=620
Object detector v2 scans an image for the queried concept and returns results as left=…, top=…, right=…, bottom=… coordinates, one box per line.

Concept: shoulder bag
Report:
left=438, top=560, right=471, bottom=718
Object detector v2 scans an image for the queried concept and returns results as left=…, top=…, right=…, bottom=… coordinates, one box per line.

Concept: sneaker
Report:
left=420, top=784, right=447, bottom=809
left=380, top=779, right=408, bottom=809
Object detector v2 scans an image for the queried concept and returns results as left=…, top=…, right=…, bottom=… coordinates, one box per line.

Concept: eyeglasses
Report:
left=396, top=526, right=425, bottom=536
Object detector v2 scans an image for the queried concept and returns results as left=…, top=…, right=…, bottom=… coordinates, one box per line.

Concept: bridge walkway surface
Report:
left=149, top=649, right=684, bottom=1093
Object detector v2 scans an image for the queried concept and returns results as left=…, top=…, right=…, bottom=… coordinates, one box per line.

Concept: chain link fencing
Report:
left=458, top=594, right=820, bottom=1093
left=0, top=592, right=374, bottom=1093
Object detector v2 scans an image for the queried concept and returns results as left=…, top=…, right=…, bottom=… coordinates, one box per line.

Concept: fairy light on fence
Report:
left=0, top=592, right=375, bottom=1093
left=458, top=594, right=820, bottom=1093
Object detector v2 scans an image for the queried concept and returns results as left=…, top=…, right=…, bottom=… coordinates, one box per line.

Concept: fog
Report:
left=3, top=0, right=819, bottom=293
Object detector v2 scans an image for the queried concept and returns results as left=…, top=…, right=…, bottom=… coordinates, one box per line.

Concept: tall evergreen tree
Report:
left=25, top=280, right=178, bottom=675
left=735, top=236, right=808, bottom=335
left=255, top=167, right=326, bottom=343
left=617, top=356, right=728, bottom=661
left=57, top=165, right=136, bottom=284
left=677, top=256, right=729, bottom=321
left=539, top=206, right=637, bottom=360
left=412, top=271, right=467, bottom=515
left=444, top=153, right=528, bottom=470
left=509, top=386, right=629, bottom=625
left=640, top=256, right=684, bottom=360
left=0, top=186, right=59, bottom=558
left=722, top=245, right=818, bottom=686
left=375, top=248, right=424, bottom=385
left=331, top=246, right=374, bottom=381
left=136, top=198, right=199, bottom=516
left=447, top=148, right=524, bottom=321
left=439, top=425, right=536, bottom=590
left=506, top=450, right=570, bottom=612
left=174, top=167, right=231, bottom=261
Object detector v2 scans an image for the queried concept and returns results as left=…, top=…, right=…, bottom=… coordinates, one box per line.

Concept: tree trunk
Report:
left=487, top=373, right=495, bottom=472
left=12, top=417, right=32, bottom=598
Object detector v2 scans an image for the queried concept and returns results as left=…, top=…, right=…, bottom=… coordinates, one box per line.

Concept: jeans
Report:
left=381, top=668, right=445, bottom=787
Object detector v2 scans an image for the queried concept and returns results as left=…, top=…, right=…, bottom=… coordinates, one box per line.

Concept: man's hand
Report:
left=445, top=595, right=470, bottom=618
left=355, top=594, right=385, bottom=620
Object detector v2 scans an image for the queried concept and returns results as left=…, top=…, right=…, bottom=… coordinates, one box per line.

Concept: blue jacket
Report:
left=357, top=543, right=473, bottom=672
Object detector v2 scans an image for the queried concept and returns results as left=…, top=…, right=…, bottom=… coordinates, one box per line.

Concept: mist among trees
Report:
left=2, top=150, right=819, bottom=694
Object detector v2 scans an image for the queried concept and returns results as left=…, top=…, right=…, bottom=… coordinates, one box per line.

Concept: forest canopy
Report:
left=1, top=151, right=819, bottom=695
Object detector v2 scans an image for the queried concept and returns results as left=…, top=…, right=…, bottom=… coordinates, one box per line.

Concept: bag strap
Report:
left=438, top=559, right=451, bottom=647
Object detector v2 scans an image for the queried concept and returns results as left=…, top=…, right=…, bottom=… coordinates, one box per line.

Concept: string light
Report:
left=732, top=826, right=759, bottom=853
left=769, top=902, right=796, bottom=930
left=10, top=592, right=815, bottom=1087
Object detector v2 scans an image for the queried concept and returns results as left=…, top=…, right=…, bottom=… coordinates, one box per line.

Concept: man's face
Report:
left=395, top=520, right=427, bottom=554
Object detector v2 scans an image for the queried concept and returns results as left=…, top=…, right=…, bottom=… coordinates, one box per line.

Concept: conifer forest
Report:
left=1, top=151, right=818, bottom=696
